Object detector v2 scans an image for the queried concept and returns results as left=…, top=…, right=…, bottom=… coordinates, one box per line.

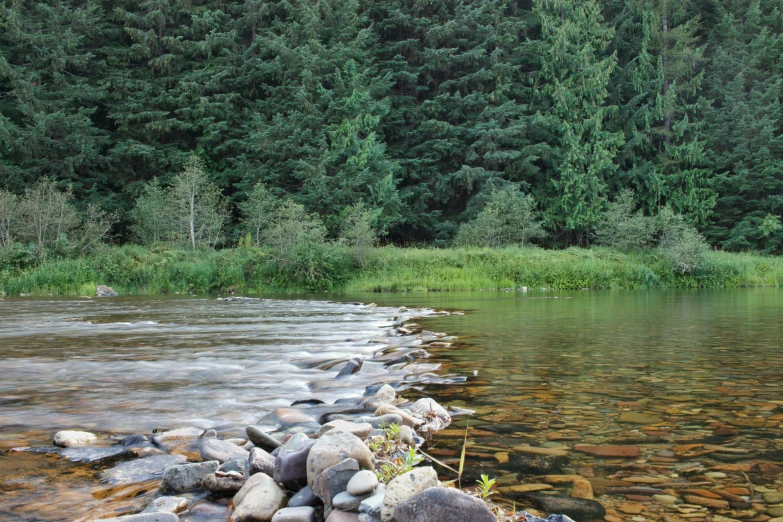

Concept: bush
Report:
left=594, top=190, right=654, bottom=249
left=656, top=206, right=711, bottom=273
left=455, top=187, right=547, bottom=247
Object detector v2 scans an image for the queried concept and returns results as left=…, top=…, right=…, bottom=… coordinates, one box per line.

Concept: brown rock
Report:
left=571, top=480, right=594, bottom=500
left=618, top=412, right=664, bottom=424
left=574, top=444, right=640, bottom=457
left=497, top=484, right=553, bottom=494
left=724, top=488, right=750, bottom=496
left=713, top=429, right=739, bottom=437
left=683, top=495, right=730, bottom=509
left=682, top=489, right=723, bottom=500
left=618, top=503, right=645, bottom=515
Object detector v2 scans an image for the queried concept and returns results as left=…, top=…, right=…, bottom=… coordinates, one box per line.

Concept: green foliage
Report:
left=476, top=474, right=497, bottom=499
left=240, top=184, right=278, bottom=247
left=594, top=190, right=654, bottom=249
left=656, top=206, right=711, bottom=273
left=378, top=446, right=424, bottom=485
left=455, top=187, right=547, bottom=248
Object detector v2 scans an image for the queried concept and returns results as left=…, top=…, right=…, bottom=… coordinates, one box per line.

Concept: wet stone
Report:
left=526, top=495, right=607, bottom=520
left=98, top=514, right=179, bottom=522
left=159, top=461, right=219, bottom=494
left=200, top=438, right=249, bottom=463
left=246, top=425, right=283, bottom=450
left=101, top=454, right=188, bottom=485
left=393, top=487, right=496, bottom=522
left=142, top=496, right=189, bottom=514
left=271, top=506, right=317, bottom=522
left=60, top=445, right=130, bottom=462
left=288, top=485, right=321, bottom=508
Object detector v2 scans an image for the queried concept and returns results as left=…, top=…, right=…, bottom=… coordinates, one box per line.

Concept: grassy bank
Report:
left=1, top=245, right=782, bottom=296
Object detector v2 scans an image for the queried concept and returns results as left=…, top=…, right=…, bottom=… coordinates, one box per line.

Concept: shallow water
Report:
left=1, top=289, right=782, bottom=521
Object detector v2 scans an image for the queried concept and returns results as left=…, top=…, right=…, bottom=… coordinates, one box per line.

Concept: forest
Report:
left=1, top=0, right=783, bottom=255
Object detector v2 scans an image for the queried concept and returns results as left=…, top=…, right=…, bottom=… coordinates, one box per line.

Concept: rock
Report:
left=122, top=434, right=150, bottom=446
left=60, top=446, right=130, bottom=462
left=53, top=430, right=97, bottom=447
left=334, top=491, right=369, bottom=511
left=617, top=503, right=645, bottom=515
left=96, top=285, right=119, bottom=297
left=393, top=487, right=496, bottom=522
left=312, top=458, right=360, bottom=506
left=359, top=492, right=385, bottom=518
left=374, top=405, right=420, bottom=428
left=316, top=420, right=373, bottom=439
left=358, top=516, right=381, bottom=522
left=618, top=412, right=663, bottom=424
left=336, top=357, right=363, bottom=378
left=202, top=472, right=246, bottom=496
left=362, top=385, right=396, bottom=408
left=570, top=479, right=593, bottom=499
left=355, top=415, right=403, bottom=429
left=347, top=470, right=378, bottom=496
left=247, top=426, right=283, bottom=450
left=275, top=433, right=317, bottom=483
left=526, top=495, right=606, bottom=520
left=271, top=507, right=317, bottom=522
left=573, top=444, right=640, bottom=457
left=97, top=514, right=179, bottom=522
left=160, top=461, right=220, bottom=494
left=508, top=453, right=569, bottom=474
left=683, top=495, right=730, bottom=509
left=768, top=508, right=783, bottom=518
left=407, top=398, right=451, bottom=432
left=764, top=491, right=783, bottom=504
left=250, top=447, right=276, bottom=476
left=221, top=458, right=248, bottom=475
left=102, top=454, right=188, bottom=485
left=142, top=496, right=190, bottom=514
left=380, top=467, right=439, bottom=522
left=306, top=431, right=374, bottom=487
left=653, top=495, right=679, bottom=506
left=231, top=472, right=288, bottom=522
left=397, top=426, right=414, bottom=446
left=288, top=486, right=321, bottom=508
left=201, top=438, right=250, bottom=463
left=151, top=427, right=205, bottom=449
left=326, top=511, right=360, bottom=522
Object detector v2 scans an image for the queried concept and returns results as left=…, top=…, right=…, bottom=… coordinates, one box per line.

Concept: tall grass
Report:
left=1, top=244, right=781, bottom=296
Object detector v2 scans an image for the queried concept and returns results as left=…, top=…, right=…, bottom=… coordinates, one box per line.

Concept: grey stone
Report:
left=246, top=425, right=283, bottom=450
left=380, top=467, right=439, bottom=522
left=250, top=447, right=276, bottom=476
left=159, top=461, right=219, bottom=494
left=333, top=491, right=369, bottom=511
left=288, top=486, right=321, bottom=508
left=200, top=438, right=250, bottom=463
left=393, top=487, right=496, bottom=522
left=96, top=515, right=178, bottom=522
left=325, top=511, right=360, bottom=522
left=358, top=493, right=384, bottom=517
left=203, top=429, right=218, bottom=438
left=347, top=470, right=378, bottom=496
left=373, top=405, right=420, bottom=428
left=336, top=357, right=363, bottom=379
left=508, top=452, right=569, bottom=474
left=220, top=458, right=248, bottom=475
left=230, top=472, right=287, bottom=522
left=312, top=458, right=359, bottom=506
left=527, top=495, right=607, bottom=521
left=354, top=415, right=403, bottom=430
left=60, top=446, right=130, bottom=462
left=274, top=433, right=316, bottom=483
left=95, top=285, right=119, bottom=297
left=150, top=427, right=205, bottom=450
left=202, top=472, right=246, bottom=496
left=122, top=434, right=150, bottom=446
left=358, top=515, right=381, bottom=522
left=361, top=385, right=396, bottom=408
left=101, top=454, right=188, bottom=485
left=53, top=430, right=97, bottom=447
left=141, top=496, right=189, bottom=514
left=408, top=399, right=450, bottom=432
left=306, top=431, right=374, bottom=487
left=316, top=420, right=373, bottom=439
left=271, top=507, right=316, bottom=522
left=397, top=426, right=414, bottom=446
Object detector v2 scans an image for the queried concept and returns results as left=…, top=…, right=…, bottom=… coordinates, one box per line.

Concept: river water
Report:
left=1, top=290, right=782, bottom=521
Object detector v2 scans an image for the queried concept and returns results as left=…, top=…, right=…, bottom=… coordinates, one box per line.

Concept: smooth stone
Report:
left=358, top=516, right=381, bottom=522
left=288, top=486, right=321, bottom=508
left=60, top=446, right=130, bottom=462
left=202, top=472, right=246, bottom=496
left=231, top=472, right=288, bottom=522
left=374, top=405, right=420, bottom=428
left=53, top=430, right=97, bottom=447
left=573, top=444, right=640, bottom=458
left=380, top=467, right=439, bottom=522
left=122, top=434, right=150, bottom=446
left=362, top=385, right=396, bottom=408
left=102, top=454, right=188, bottom=485
left=221, top=458, right=248, bottom=475
left=201, top=438, right=250, bottom=463
left=347, top=470, right=378, bottom=496
left=275, top=433, right=317, bottom=483
left=316, top=420, right=373, bottom=439
left=355, top=415, right=403, bottom=430
left=508, top=452, right=569, bottom=474
left=151, top=427, right=205, bottom=447
left=250, top=447, right=276, bottom=476
left=397, top=426, right=414, bottom=446
left=767, top=507, right=783, bottom=518
left=333, top=491, right=368, bottom=511
left=408, top=398, right=451, bottom=432
left=393, top=487, right=496, bottom=522
left=271, top=507, right=316, bottom=522
left=203, top=429, right=218, bottom=438
left=527, top=495, right=606, bottom=520
left=97, top=514, right=179, bottom=522
left=142, top=496, right=189, bottom=514
left=312, top=458, right=360, bottom=506
left=336, top=357, right=363, bottom=378
left=247, top=425, right=283, bottom=450
left=95, top=285, right=119, bottom=296
left=306, top=431, right=374, bottom=487
left=764, top=491, right=783, bottom=504
left=618, top=412, right=663, bottom=424
left=359, top=488, right=386, bottom=517
left=653, top=495, right=679, bottom=506
left=160, top=461, right=220, bottom=494
left=326, top=511, right=360, bottom=522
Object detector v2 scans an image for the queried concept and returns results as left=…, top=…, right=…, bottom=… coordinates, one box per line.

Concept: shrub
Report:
left=455, top=187, right=547, bottom=247
left=656, top=206, right=710, bottom=273
left=594, top=190, right=654, bottom=249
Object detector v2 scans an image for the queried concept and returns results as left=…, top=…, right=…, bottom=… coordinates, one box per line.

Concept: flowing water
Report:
left=1, top=290, right=782, bottom=521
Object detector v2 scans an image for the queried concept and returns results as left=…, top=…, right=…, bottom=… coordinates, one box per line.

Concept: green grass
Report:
left=1, top=244, right=782, bottom=296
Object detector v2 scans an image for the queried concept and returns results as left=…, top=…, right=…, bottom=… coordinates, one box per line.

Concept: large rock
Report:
left=101, top=454, right=188, bottom=485
left=271, top=507, right=316, bottom=522
left=288, top=486, right=321, bottom=508
left=160, top=461, right=219, bottom=494
left=53, top=430, right=97, bottom=447
left=374, top=405, right=420, bottom=428
left=201, top=438, right=250, bottom=463
left=95, top=285, right=119, bottom=297
left=250, top=447, right=276, bottom=476
left=142, top=496, right=189, bottom=514
left=380, top=467, right=439, bottom=522
left=312, top=458, right=359, bottom=506
left=315, top=420, right=373, bottom=439
left=393, top=487, right=496, bottom=522
left=231, top=472, right=287, bottom=522
left=202, top=472, right=246, bottom=496
left=96, top=514, right=179, bottom=522
left=326, top=511, right=360, bottom=522
left=274, top=433, right=316, bottom=483
left=246, top=426, right=283, bottom=450
left=527, top=495, right=606, bottom=520
left=361, top=385, right=396, bottom=409
left=306, top=431, right=374, bottom=487
left=408, top=399, right=451, bottom=432
left=336, top=357, right=363, bottom=378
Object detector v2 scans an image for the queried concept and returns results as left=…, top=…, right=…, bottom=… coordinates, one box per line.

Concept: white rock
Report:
left=53, top=430, right=97, bottom=448
left=347, top=470, right=378, bottom=496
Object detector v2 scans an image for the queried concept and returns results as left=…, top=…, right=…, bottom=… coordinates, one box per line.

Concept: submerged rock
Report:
left=336, top=357, right=364, bottom=378
left=96, top=285, right=119, bottom=297
left=60, top=445, right=130, bottom=462
left=102, top=454, right=188, bottom=485
left=526, top=495, right=607, bottom=520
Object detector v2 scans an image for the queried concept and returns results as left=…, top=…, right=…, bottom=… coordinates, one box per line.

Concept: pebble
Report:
left=53, top=430, right=97, bottom=447
left=200, top=438, right=250, bottom=463
left=347, top=469, right=378, bottom=496
left=272, top=507, right=317, bottom=522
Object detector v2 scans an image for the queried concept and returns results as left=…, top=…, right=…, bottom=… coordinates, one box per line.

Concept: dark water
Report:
left=1, top=290, right=782, bottom=521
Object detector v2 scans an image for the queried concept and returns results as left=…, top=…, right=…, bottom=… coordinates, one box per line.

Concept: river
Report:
left=1, top=289, right=782, bottom=521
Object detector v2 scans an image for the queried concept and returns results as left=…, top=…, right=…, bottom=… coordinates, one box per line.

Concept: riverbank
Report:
left=1, top=245, right=782, bottom=296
